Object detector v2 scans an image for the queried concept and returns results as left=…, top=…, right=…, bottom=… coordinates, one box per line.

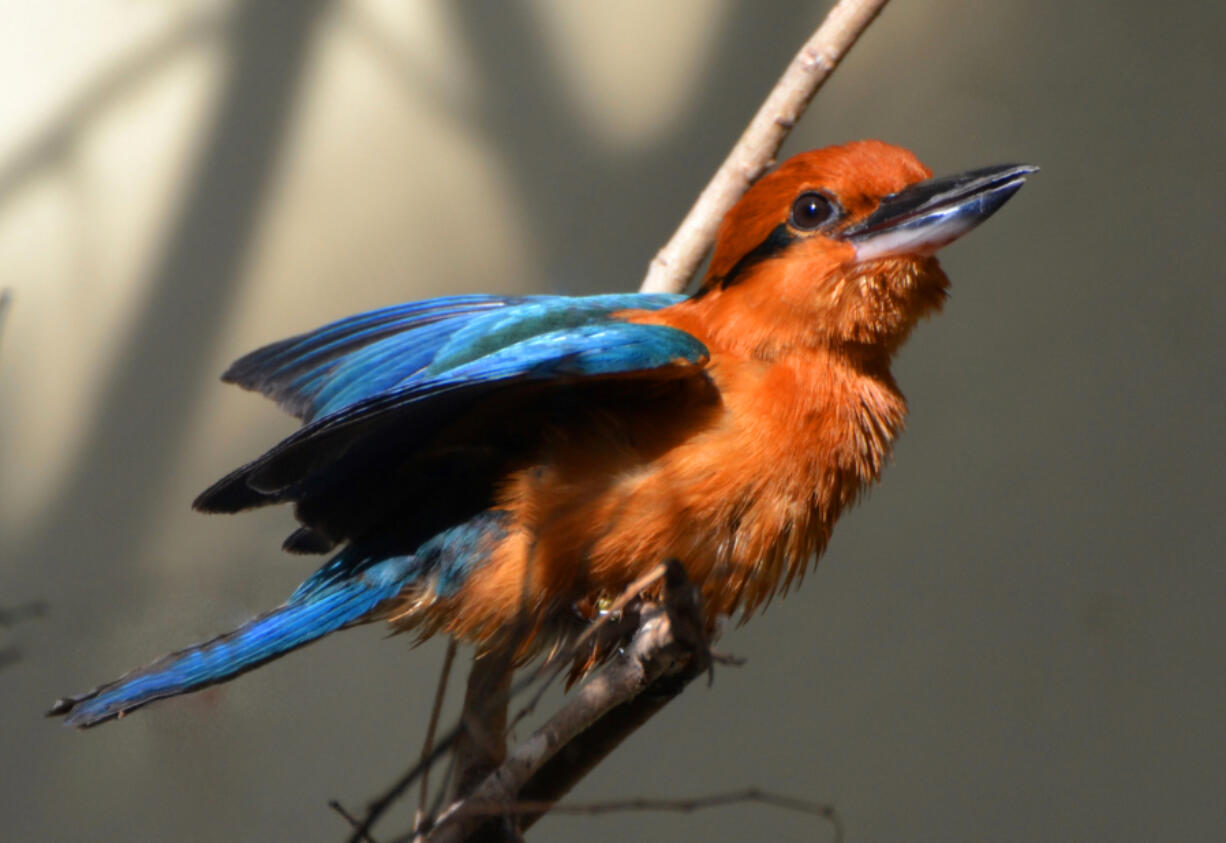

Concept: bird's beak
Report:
left=842, top=163, right=1037, bottom=262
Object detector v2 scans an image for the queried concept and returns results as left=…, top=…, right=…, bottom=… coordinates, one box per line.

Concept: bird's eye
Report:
left=789, top=191, right=838, bottom=231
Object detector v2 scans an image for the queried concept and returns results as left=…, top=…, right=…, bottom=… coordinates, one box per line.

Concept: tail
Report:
left=48, top=555, right=418, bottom=728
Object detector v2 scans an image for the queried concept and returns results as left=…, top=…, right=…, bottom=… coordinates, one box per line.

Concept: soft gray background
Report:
left=2, top=1, right=1223, bottom=840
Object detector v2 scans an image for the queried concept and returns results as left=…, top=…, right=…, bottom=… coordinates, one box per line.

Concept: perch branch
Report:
left=415, top=639, right=458, bottom=833
left=512, top=654, right=703, bottom=833
left=504, top=561, right=671, bottom=736
left=424, top=562, right=706, bottom=843
left=450, top=647, right=514, bottom=804
left=412, top=788, right=843, bottom=843
left=639, top=0, right=892, bottom=294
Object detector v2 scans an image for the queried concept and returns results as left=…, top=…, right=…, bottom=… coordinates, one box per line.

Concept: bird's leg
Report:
left=511, top=559, right=713, bottom=832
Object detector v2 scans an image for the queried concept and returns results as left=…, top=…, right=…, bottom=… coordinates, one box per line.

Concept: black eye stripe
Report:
left=696, top=223, right=796, bottom=294
left=694, top=191, right=843, bottom=296
left=789, top=191, right=840, bottom=231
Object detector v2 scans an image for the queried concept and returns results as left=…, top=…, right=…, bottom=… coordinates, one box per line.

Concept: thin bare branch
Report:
left=329, top=799, right=379, bottom=843
left=504, top=561, right=670, bottom=734
left=425, top=562, right=705, bottom=843
left=415, top=639, right=458, bottom=833
left=347, top=563, right=676, bottom=840
left=639, top=0, right=892, bottom=294
left=450, top=647, right=513, bottom=810
left=513, top=652, right=706, bottom=834
left=424, top=744, right=458, bottom=829
left=347, top=725, right=463, bottom=843
left=425, top=788, right=842, bottom=842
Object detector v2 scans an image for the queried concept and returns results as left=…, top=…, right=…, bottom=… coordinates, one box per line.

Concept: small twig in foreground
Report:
left=416, top=639, right=458, bottom=833
left=329, top=799, right=378, bottom=843
left=450, top=647, right=513, bottom=802
left=504, top=561, right=671, bottom=734
left=640, top=0, right=892, bottom=294
left=426, top=562, right=705, bottom=843
left=430, top=787, right=843, bottom=843
left=347, top=725, right=463, bottom=843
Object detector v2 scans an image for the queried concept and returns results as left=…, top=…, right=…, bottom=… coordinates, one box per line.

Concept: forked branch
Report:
left=424, top=562, right=708, bottom=843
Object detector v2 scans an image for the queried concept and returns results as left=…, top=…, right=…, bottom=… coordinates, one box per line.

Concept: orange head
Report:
left=695, top=140, right=1034, bottom=356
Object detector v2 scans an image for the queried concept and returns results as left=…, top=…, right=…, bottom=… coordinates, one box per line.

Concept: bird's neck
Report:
left=636, top=293, right=909, bottom=494
left=600, top=297, right=914, bottom=619
left=816, top=345, right=909, bottom=487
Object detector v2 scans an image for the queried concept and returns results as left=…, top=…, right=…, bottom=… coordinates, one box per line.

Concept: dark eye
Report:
left=789, top=191, right=838, bottom=231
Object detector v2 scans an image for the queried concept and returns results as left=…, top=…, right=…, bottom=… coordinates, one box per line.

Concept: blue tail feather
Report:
left=48, top=554, right=420, bottom=728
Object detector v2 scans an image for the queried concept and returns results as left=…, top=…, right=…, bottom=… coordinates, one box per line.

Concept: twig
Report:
left=345, top=649, right=515, bottom=842
left=422, top=787, right=843, bottom=843
left=415, top=640, right=458, bottom=833
left=349, top=567, right=672, bottom=841
left=513, top=656, right=706, bottom=833
left=443, top=527, right=546, bottom=833
left=347, top=725, right=464, bottom=843
left=504, top=561, right=671, bottom=734
left=425, top=562, right=705, bottom=843
left=433, top=563, right=673, bottom=839
left=500, top=562, right=709, bottom=835
left=639, top=0, right=892, bottom=294
left=424, top=742, right=458, bottom=829
left=329, top=799, right=379, bottom=843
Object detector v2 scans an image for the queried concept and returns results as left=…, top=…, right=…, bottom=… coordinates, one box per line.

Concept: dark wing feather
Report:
left=194, top=293, right=700, bottom=552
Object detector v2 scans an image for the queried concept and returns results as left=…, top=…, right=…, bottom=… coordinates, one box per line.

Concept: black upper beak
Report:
left=842, top=163, right=1037, bottom=261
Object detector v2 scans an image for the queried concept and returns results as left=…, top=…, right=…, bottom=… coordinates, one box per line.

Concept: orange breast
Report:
left=431, top=315, right=906, bottom=652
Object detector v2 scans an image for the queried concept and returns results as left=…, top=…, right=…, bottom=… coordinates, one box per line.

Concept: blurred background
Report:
left=1, top=1, right=1223, bottom=840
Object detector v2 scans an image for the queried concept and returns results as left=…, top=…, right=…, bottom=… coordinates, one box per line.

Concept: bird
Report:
left=49, top=140, right=1034, bottom=728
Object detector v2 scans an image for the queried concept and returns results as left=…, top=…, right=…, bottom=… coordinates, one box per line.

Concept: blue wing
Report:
left=221, top=293, right=686, bottom=423
left=221, top=294, right=517, bottom=422
left=50, top=293, right=703, bottom=727
left=194, top=292, right=702, bottom=553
